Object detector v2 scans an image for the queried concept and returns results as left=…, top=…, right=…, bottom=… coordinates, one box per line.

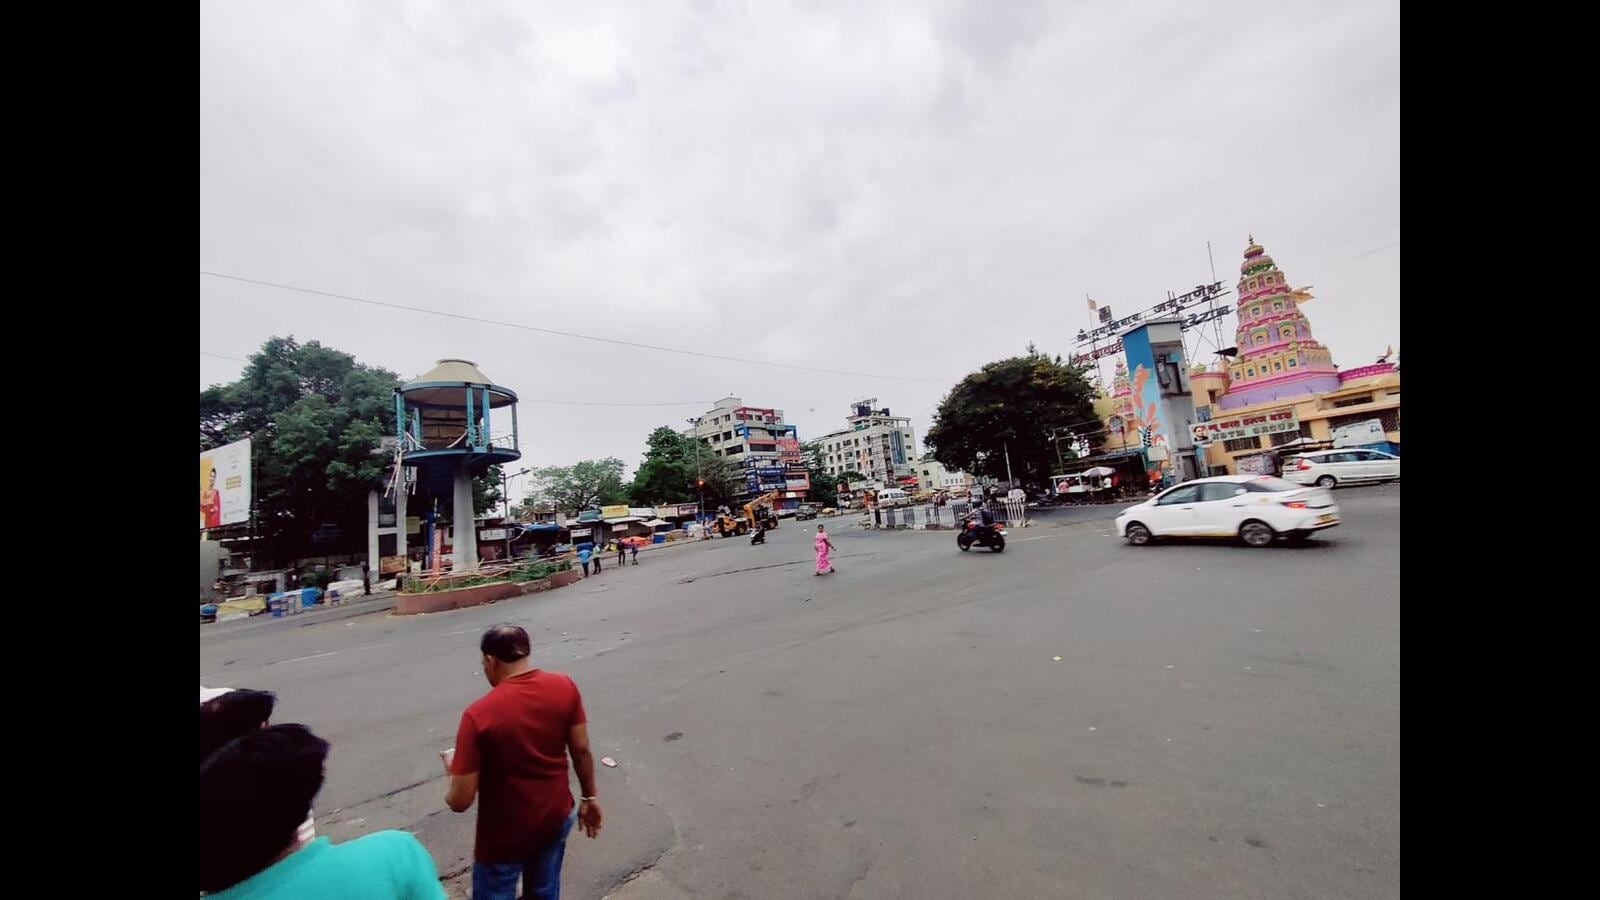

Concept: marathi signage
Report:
left=479, top=528, right=508, bottom=541
left=379, top=555, right=408, bottom=575
left=199, top=438, right=252, bottom=529
left=656, top=503, right=700, bottom=518
left=1194, top=409, right=1300, bottom=443
left=600, top=504, right=630, bottom=519
left=1075, top=281, right=1230, bottom=345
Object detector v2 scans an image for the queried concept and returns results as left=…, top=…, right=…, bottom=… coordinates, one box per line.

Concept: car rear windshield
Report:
left=1242, top=476, right=1302, bottom=493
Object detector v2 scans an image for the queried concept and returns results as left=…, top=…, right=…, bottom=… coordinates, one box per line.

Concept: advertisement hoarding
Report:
left=200, top=438, right=252, bottom=530
left=1332, top=418, right=1385, bottom=448
left=1193, top=409, right=1299, bottom=443
left=600, top=504, right=630, bottom=519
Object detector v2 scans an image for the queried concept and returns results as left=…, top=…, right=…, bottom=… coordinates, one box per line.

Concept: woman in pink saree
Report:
left=814, top=524, right=836, bottom=575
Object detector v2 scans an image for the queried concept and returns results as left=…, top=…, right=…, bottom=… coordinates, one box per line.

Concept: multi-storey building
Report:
left=814, top=399, right=918, bottom=489
left=685, top=397, right=808, bottom=507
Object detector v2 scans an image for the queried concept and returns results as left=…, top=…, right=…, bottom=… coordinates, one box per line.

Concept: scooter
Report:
left=956, top=514, right=1006, bottom=552
left=750, top=525, right=766, bottom=546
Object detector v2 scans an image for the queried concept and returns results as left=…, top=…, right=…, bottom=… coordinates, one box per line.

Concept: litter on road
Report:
left=601, top=757, right=618, bottom=768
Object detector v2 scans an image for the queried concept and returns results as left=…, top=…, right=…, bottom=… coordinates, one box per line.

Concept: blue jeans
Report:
left=472, top=810, right=576, bottom=900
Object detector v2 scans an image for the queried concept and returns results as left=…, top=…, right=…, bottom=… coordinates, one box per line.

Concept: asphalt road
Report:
left=200, top=485, right=1399, bottom=900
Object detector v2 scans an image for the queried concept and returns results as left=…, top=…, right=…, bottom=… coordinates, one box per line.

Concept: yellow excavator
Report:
left=712, top=490, right=782, bottom=537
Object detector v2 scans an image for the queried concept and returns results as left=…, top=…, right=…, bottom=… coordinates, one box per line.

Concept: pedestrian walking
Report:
left=445, top=625, right=603, bottom=900
left=630, top=542, right=639, bottom=565
left=617, top=540, right=627, bottom=569
left=813, top=524, right=836, bottom=575
left=200, top=724, right=445, bottom=899
left=591, top=544, right=602, bottom=573
left=576, top=545, right=592, bottom=577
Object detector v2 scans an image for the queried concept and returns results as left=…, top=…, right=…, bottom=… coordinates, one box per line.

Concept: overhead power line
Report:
left=199, top=349, right=712, bottom=408
left=200, top=270, right=946, bottom=383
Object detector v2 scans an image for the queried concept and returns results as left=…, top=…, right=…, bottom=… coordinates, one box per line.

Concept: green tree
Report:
left=530, top=458, right=629, bottom=514
left=200, top=337, right=402, bottom=561
left=629, top=426, right=700, bottom=505
left=801, top=440, right=838, bottom=506
left=924, top=350, right=1098, bottom=489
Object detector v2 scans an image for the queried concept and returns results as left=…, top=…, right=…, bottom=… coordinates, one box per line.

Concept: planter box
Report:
left=520, top=578, right=554, bottom=594
left=394, top=580, right=522, bottom=616
left=549, top=570, right=582, bottom=588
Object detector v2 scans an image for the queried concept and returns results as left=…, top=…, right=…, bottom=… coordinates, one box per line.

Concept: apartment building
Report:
left=685, top=397, right=808, bottom=505
left=814, top=399, right=918, bottom=489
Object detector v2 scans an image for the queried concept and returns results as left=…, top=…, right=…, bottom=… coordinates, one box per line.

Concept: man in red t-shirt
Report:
left=445, top=625, right=602, bottom=900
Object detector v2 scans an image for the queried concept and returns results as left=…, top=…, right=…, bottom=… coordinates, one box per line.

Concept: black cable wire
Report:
left=200, top=270, right=946, bottom=383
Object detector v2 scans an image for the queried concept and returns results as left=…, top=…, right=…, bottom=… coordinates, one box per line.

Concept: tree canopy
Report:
left=200, top=337, right=401, bottom=561
left=924, top=350, right=1098, bottom=489
left=530, top=458, right=629, bottom=514
left=628, top=427, right=701, bottom=505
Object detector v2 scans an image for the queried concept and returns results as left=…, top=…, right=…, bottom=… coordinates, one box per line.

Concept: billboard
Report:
left=777, top=436, right=802, bottom=465
left=1332, top=418, right=1385, bottom=448
left=1193, top=409, right=1299, bottom=443
left=600, top=504, right=630, bottom=519
left=200, top=438, right=252, bottom=530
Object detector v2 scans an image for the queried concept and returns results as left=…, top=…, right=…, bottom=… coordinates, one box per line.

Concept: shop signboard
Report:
left=479, top=528, right=508, bottom=541
left=1193, top=409, right=1299, bottom=443
left=785, top=472, right=811, bottom=491
left=600, top=504, right=630, bottom=519
left=777, top=436, right=802, bottom=465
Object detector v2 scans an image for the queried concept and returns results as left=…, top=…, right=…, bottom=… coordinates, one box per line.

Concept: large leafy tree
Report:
left=629, top=427, right=701, bottom=505
left=924, top=350, right=1098, bottom=489
left=199, top=337, right=402, bottom=561
left=530, top=458, right=629, bottom=514
left=199, top=336, right=504, bottom=562
left=801, top=440, right=838, bottom=506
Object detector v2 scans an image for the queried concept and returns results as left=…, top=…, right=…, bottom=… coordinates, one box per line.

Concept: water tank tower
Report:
left=394, top=359, right=520, bottom=570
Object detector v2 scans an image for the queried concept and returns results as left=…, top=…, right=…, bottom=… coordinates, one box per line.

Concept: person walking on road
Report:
left=813, top=524, right=836, bottom=575
left=445, top=625, right=603, bottom=900
left=200, top=724, right=445, bottom=899
left=616, top=540, right=627, bottom=569
left=576, top=545, right=592, bottom=577
left=591, top=544, right=602, bottom=574
left=630, top=542, right=639, bottom=565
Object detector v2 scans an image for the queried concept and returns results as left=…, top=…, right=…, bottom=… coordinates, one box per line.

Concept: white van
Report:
left=873, top=488, right=912, bottom=508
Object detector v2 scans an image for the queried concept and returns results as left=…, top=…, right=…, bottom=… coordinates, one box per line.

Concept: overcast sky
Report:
left=201, top=0, right=1398, bottom=504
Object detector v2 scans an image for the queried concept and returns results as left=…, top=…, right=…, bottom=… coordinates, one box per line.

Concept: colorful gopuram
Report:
left=1216, top=236, right=1340, bottom=409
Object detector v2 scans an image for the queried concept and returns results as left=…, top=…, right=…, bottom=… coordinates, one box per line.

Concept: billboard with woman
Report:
left=200, top=438, right=252, bottom=529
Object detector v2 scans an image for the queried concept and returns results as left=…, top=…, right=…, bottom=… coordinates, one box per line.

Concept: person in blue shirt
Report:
left=200, top=724, right=445, bottom=899
left=576, top=545, right=592, bottom=577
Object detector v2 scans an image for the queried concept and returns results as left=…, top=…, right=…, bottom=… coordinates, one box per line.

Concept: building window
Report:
left=1273, top=361, right=1283, bottom=371
left=1332, top=395, right=1373, bottom=408
left=1287, top=357, right=1297, bottom=368
left=1273, top=301, right=1283, bottom=311
left=1224, top=436, right=1262, bottom=452
left=1246, top=367, right=1256, bottom=377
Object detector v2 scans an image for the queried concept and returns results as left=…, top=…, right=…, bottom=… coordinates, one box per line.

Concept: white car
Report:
left=1115, top=475, right=1340, bottom=547
left=1283, top=449, right=1400, bottom=488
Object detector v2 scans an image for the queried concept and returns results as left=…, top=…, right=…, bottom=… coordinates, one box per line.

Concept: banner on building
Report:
left=777, top=436, right=802, bottom=464
left=600, top=504, right=630, bottom=519
left=1332, top=418, right=1385, bottom=448
left=1193, top=409, right=1299, bottom=443
left=200, top=438, right=252, bottom=530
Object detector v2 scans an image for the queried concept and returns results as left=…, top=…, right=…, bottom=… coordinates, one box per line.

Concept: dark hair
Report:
left=200, top=689, right=277, bottom=762
left=198, top=724, right=328, bottom=893
left=480, top=624, right=531, bottom=663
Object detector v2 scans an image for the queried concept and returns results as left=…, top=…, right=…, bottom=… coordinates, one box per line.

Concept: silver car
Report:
left=1283, top=449, right=1400, bottom=488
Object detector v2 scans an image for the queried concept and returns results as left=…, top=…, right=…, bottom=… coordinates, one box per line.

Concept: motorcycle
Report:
left=750, top=526, right=766, bottom=546
left=956, top=514, right=1006, bottom=552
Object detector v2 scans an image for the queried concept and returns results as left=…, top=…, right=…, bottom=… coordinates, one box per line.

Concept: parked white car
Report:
left=1115, top=475, right=1340, bottom=547
left=1282, top=449, right=1400, bottom=488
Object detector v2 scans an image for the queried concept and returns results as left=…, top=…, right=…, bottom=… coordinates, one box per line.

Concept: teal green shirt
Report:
left=209, top=833, right=446, bottom=900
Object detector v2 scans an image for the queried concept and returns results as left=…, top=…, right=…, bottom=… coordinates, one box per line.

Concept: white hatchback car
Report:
left=1116, top=475, right=1340, bottom=547
left=1282, top=449, right=1400, bottom=488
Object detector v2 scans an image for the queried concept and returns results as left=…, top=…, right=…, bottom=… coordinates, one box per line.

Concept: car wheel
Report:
left=1315, top=475, right=1336, bottom=488
left=1125, top=523, right=1152, bottom=546
left=1239, top=520, right=1276, bottom=547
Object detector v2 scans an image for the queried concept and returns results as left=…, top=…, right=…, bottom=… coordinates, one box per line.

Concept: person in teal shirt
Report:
left=576, top=545, right=592, bottom=577
left=200, top=724, right=445, bottom=899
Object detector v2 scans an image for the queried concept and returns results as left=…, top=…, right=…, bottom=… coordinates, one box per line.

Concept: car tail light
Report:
left=1282, top=500, right=1309, bottom=509
left=1296, top=459, right=1312, bottom=470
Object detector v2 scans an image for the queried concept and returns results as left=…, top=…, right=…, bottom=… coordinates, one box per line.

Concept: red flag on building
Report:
left=1086, top=296, right=1097, bottom=312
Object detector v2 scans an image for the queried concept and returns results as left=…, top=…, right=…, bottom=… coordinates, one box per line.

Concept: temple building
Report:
left=1092, top=236, right=1399, bottom=478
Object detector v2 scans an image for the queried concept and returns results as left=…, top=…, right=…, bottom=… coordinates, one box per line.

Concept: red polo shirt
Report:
left=451, top=669, right=587, bottom=863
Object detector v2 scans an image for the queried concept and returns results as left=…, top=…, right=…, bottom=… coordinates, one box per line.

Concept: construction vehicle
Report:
left=711, top=512, right=747, bottom=537
left=743, top=491, right=782, bottom=531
